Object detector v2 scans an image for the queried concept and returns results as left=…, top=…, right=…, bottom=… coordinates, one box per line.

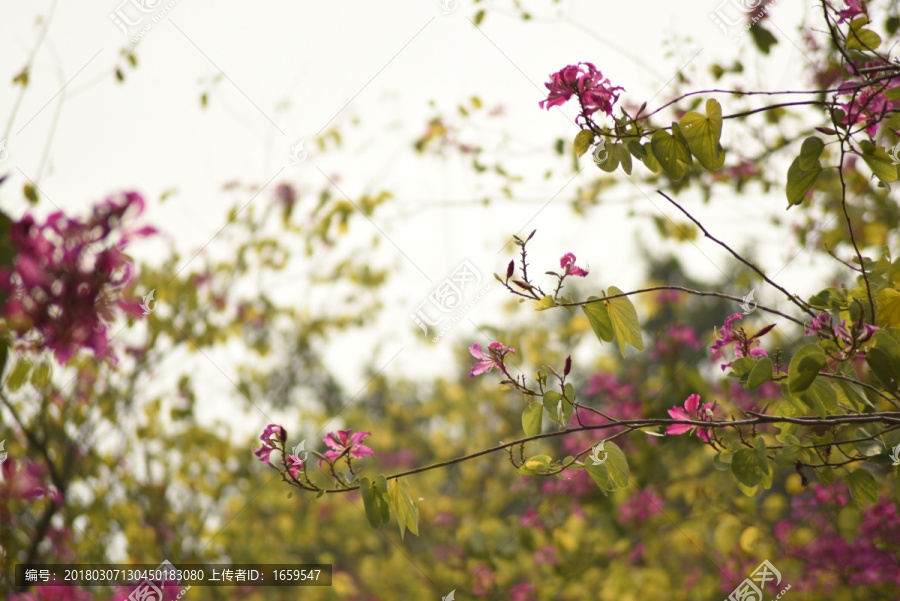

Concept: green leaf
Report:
left=615, top=144, right=633, bottom=175
left=641, top=142, right=661, bottom=173
left=582, top=296, right=614, bottom=343
left=605, top=286, right=644, bottom=357
left=0, top=340, right=8, bottom=381
left=625, top=139, right=647, bottom=159
left=387, top=478, right=419, bottom=540
left=519, top=454, right=553, bottom=475
left=817, top=465, right=834, bottom=485
left=522, top=402, right=542, bottom=437
left=786, top=156, right=822, bottom=207
left=846, top=17, right=882, bottom=50
left=750, top=24, right=778, bottom=54
left=536, top=295, right=556, bottom=311
left=31, top=361, right=51, bottom=388
left=359, top=477, right=385, bottom=528
left=6, top=359, right=32, bottom=392
left=542, top=390, right=565, bottom=425
left=866, top=330, right=900, bottom=392
left=729, top=357, right=756, bottom=378
left=732, top=448, right=764, bottom=487
left=574, top=130, right=594, bottom=156
left=747, top=357, right=773, bottom=389
left=594, top=143, right=619, bottom=173
left=860, top=141, right=899, bottom=183
left=847, top=468, right=878, bottom=506
left=650, top=128, right=691, bottom=180
left=585, top=441, right=629, bottom=491
left=876, top=288, right=900, bottom=327
left=853, top=427, right=883, bottom=457
left=798, top=136, right=825, bottom=170
left=473, top=9, right=485, bottom=25
left=800, top=377, right=838, bottom=418
left=23, top=183, right=39, bottom=205
left=678, top=99, right=725, bottom=170
left=0, top=211, right=15, bottom=309
left=787, top=344, right=827, bottom=394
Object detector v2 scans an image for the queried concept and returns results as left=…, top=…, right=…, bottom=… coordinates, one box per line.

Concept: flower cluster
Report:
left=539, top=62, right=624, bottom=123
left=0, top=192, right=156, bottom=364
left=770, top=484, right=900, bottom=591
left=617, top=487, right=664, bottom=526
left=666, top=394, right=716, bottom=442
left=254, top=424, right=375, bottom=474
left=468, top=341, right=515, bottom=377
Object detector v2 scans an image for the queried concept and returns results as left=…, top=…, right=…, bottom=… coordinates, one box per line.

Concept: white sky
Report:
left=1, top=0, right=833, bottom=438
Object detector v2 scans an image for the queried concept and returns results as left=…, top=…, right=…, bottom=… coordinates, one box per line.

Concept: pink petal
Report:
left=666, top=424, right=694, bottom=436
left=683, top=393, right=701, bottom=414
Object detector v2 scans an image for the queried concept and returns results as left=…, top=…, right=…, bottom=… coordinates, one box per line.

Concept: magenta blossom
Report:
left=711, top=313, right=771, bottom=371
left=0, top=192, right=156, bottom=364
left=666, top=394, right=716, bottom=442
left=469, top=341, right=515, bottom=376
left=539, top=62, right=624, bottom=123
left=805, top=312, right=832, bottom=335
left=838, top=0, right=866, bottom=22
left=559, top=252, right=589, bottom=277
left=254, top=424, right=286, bottom=465
left=318, top=429, right=374, bottom=466
left=285, top=454, right=305, bottom=478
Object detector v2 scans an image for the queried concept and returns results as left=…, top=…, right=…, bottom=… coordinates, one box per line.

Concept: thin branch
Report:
left=658, top=190, right=817, bottom=318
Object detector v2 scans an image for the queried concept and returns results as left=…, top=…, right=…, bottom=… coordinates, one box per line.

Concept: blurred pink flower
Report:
left=534, top=545, right=558, bottom=566
left=509, top=581, right=536, bottom=601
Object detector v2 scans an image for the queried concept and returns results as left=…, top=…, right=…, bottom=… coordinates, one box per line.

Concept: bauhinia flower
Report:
left=285, top=454, right=305, bottom=478
left=710, top=313, right=772, bottom=371
left=666, top=394, right=717, bottom=443
left=539, top=62, right=624, bottom=123
left=838, top=0, right=866, bottom=22
left=560, top=252, right=589, bottom=277
left=319, top=429, right=374, bottom=466
left=253, top=424, right=286, bottom=465
left=804, top=312, right=832, bottom=335
left=469, top=341, right=516, bottom=376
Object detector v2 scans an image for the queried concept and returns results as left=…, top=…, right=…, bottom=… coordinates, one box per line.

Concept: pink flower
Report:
left=285, top=454, right=305, bottom=478
left=666, top=394, right=716, bottom=442
left=319, top=429, right=374, bottom=466
left=559, top=252, right=589, bottom=277
left=805, top=312, right=832, bottom=335
left=618, top=487, right=664, bottom=526
left=1, top=192, right=155, bottom=364
left=838, top=0, right=865, bottom=22
left=710, top=313, right=743, bottom=355
left=468, top=341, right=515, bottom=376
left=254, top=424, right=286, bottom=465
left=533, top=545, right=558, bottom=566
left=652, top=325, right=702, bottom=359
left=509, top=582, right=537, bottom=601
left=539, top=62, right=624, bottom=123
